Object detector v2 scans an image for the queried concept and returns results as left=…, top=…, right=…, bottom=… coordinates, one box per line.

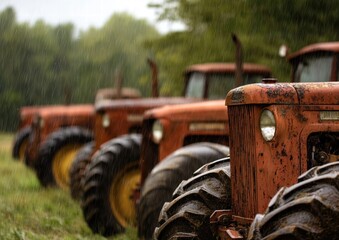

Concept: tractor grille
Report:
left=307, top=132, right=339, bottom=168
left=228, top=105, right=257, bottom=218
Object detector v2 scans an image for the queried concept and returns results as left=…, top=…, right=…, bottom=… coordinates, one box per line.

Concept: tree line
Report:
left=1, top=1, right=338, bottom=131
left=0, top=7, right=159, bottom=131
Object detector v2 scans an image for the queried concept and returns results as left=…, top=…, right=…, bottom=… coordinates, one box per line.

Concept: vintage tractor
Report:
left=152, top=40, right=339, bottom=239
left=153, top=81, right=339, bottom=239
left=11, top=86, right=140, bottom=162
left=25, top=105, right=95, bottom=186
left=80, top=63, right=272, bottom=237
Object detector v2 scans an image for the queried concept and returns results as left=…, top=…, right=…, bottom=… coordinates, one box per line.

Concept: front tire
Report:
left=69, top=141, right=94, bottom=200
left=12, top=126, right=31, bottom=161
left=154, top=158, right=231, bottom=240
left=81, top=134, right=141, bottom=236
left=248, top=162, right=339, bottom=240
left=138, top=143, right=229, bottom=240
left=34, top=127, right=93, bottom=188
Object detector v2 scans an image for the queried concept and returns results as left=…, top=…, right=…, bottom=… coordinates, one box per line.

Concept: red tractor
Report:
left=154, top=42, right=339, bottom=239
left=79, top=62, right=272, bottom=237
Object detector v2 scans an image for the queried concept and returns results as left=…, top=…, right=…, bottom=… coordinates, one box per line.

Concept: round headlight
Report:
left=260, top=110, right=276, bottom=141
left=152, top=120, right=163, bottom=144
left=102, top=114, right=110, bottom=128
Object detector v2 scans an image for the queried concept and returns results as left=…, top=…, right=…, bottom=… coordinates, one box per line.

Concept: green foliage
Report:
left=0, top=8, right=159, bottom=131
left=1, top=2, right=339, bottom=130
left=73, top=13, right=159, bottom=102
left=148, top=0, right=339, bottom=93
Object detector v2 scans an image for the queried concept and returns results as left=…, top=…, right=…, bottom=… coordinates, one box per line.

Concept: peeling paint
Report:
left=231, top=88, right=245, bottom=103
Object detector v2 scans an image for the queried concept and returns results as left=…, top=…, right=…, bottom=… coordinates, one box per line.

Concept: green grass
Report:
left=0, top=133, right=137, bottom=240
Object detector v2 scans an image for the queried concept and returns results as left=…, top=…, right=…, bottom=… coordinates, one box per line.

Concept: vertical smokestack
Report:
left=232, top=33, right=244, bottom=87
left=147, top=58, right=159, bottom=98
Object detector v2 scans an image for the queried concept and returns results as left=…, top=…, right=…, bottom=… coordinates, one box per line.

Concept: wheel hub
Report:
left=109, top=162, right=140, bottom=227
left=52, top=144, right=82, bottom=189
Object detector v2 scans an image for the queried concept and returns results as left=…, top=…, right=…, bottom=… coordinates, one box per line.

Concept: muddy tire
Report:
left=248, top=162, right=339, bottom=240
left=12, top=126, right=31, bottom=160
left=138, top=143, right=229, bottom=240
left=35, top=127, right=93, bottom=188
left=69, top=141, right=94, bottom=200
left=81, top=134, right=141, bottom=236
left=154, top=157, right=231, bottom=240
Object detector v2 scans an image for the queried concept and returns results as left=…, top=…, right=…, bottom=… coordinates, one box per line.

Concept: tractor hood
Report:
left=36, top=105, right=94, bottom=118
left=226, top=82, right=339, bottom=106
left=144, top=100, right=227, bottom=122
left=20, top=105, right=62, bottom=122
left=185, top=63, right=271, bottom=75
left=95, top=97, right=199, bottom=112
left=288, top=42, right=339, bottom=61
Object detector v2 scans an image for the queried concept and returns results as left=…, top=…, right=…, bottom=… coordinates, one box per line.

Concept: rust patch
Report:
left=231, top=88, right=245, bottom=103
left=296, top=113, right=307, bottom=122
left=295, top=85, right=305, bottom=101
left=265, top=85, right=295, bottom=103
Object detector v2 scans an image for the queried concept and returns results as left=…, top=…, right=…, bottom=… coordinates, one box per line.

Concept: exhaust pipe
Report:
left=232, top=33, right=244, bottom=87
left=147, top=58, right=159, bottom=98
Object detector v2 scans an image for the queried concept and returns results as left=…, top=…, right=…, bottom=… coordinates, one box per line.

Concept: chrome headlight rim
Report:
left=260, top=109, right=276, bottom=141
left=152, top=120, right=164, bottom=144
left=102, top=113, right=110, bottom=128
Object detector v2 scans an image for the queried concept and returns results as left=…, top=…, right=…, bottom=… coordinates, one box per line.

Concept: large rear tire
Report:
left=248, top=162, right=339, bottom=240
left=12, top=126, right=31, bottom=161
left=35, top=127, right=93, bottom=188
left=138, top=143, right=229, bottom=240
left=69, top=141, right=94, bottom=200
left=154, top=158, right=231, bottom=240
left=81, top=134, right=141, bottom=236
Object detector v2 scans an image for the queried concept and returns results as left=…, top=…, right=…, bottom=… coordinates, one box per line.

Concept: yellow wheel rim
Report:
left=109, top=162, right=140, bottom=227
left=52, top=144, right=82, bottom=190
left=18, top=138, right=28, bottom=162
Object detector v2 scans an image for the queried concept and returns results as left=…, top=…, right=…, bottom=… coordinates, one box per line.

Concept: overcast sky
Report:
left=0, top=0, right=185, bottom=34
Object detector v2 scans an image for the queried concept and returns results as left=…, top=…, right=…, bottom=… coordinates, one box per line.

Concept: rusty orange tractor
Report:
left=154, top=81, right=339, bottom=240
left=79, top=62, right=272, bottom=237
left=12, top=87, right=140, bottom=162
left=154, top=42, right=339, bottom=240
left=25, top=105, right=95, bottom=188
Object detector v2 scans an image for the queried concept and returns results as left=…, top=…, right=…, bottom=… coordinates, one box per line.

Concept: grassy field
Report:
left=0, top=133, right=137, bottom=240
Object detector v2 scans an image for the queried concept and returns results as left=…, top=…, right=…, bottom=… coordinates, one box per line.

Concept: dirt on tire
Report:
left=81, top=134, right=141, bottom=236
left=154, top=158, right=231, bottom=240
left=248, top=162, right=339, bottom=240
left=69, top=141, right=94, bottom=200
